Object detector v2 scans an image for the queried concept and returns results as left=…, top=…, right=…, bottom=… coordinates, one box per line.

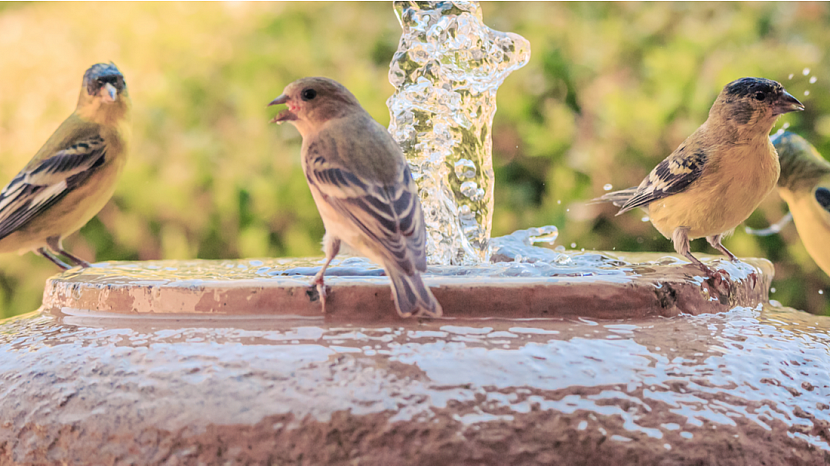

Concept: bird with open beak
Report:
left=598, top=77, right=804, bottom=276
left=0, top=62, right=131, bottom=269
left=269, top=77, right=442, bottom=318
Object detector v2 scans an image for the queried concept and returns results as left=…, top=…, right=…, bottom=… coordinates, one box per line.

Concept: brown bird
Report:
left=599, top=77, right=804, bottom=275
left=0, top=63, right=131, bottom=269
left=268, top=77, right=442, bottom=318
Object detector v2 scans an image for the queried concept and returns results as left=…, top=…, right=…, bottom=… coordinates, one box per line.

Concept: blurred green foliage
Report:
left=1, top=2, right=830, bottom=318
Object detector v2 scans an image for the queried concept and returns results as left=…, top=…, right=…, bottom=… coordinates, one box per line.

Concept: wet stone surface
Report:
left=1, top=306, right=829, bottom=464
left=42, top=249, right=772, bottom=322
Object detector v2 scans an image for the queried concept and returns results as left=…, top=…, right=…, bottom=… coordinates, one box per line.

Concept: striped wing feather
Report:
left=0, top=135, right=107, bottom=240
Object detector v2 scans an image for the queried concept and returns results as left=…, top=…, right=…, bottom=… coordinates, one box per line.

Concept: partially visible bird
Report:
left=771, top=131, right=830, bottom=276
left=0, top=63, right=131, bottom=269
left=268, top=77, right=442, bottom=318
left=599, top=77, right=804, bottom=275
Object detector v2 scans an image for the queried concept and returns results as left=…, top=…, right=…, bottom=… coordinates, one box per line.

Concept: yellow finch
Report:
left=0, top=63, right=131, bottom=269
left=600, top=77, right=804, bottom=275
left=269, top=77, right=442, bottom=318
left=771, top=131, right=830, bottom=276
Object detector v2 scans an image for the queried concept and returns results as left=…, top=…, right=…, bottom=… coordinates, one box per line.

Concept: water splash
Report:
left=387, top=1, right=531, bottom=265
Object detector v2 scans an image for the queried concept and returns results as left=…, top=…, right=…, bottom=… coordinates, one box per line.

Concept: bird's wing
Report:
left=815, top=187, right=830, bottom=212
left=617, top=148, right=708, bottom=214
left=305, top=146, right=426, bottom=274
left=0, top=135, right=107, bottom=240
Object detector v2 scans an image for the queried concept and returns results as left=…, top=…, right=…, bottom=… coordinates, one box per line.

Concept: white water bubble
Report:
left=570, top=242, right=577, bottom=248
left=820, top=290, right=824, bottom=295
left=770, top=287, right=776, bottom=293
left=804, top=90, right=811, bottom=96
left=603, top=183, right=613, bottom=191
left=810, top=76, right=817, bottom=84
left=788, top=73, right=794, bottom=80
left=454, top=159, right=477, bottom=180
left=557, top=200, right=561, bottom=205
left=641, top=216, right=650, bottom=222
left=803, top=68, right=811, bottom=76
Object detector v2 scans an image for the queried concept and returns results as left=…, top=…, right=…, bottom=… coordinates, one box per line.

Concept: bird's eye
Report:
left=754, top=91, right=765, bottom=101
left=301, top=88, right=317, bottom=101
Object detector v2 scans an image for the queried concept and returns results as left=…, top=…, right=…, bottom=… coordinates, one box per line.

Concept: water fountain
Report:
left=2, top=2, right=829, bottom=464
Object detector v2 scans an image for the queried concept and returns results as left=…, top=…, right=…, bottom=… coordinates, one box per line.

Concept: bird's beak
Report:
left=268, top=94, right=297, bottom=124
left=268, top=94, right=289, bottom=106
left=773, top=91, right=805, bottom=116
left=102, top=83, right=118, bottom=103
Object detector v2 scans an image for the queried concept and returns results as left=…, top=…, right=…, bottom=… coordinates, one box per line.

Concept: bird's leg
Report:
left=37, top=247, right=71, bottom=270
left=706, top=234, right=738, bottom=262
left=672, top=227, right=714, bottom=275
left=312, top=235, right=341, bottom=313
left=46, top=236, right=91, bottom=268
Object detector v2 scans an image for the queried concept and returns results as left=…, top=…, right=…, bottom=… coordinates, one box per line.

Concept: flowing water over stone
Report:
left=1, top=304, right=829, bottom=463
left=387, top=1, right=531, bottom=265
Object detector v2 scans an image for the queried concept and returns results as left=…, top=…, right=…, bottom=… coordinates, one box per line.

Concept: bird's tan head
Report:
left=268, top=77, right=362, bottom=135
left=772, top=131, right=830, bottom=192
left=711, top=77, right=804, bottom=135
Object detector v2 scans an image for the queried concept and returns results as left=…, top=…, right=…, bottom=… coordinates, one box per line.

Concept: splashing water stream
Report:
left=387, top=1, right=531, bottom=265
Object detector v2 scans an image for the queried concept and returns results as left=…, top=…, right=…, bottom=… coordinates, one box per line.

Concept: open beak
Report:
left=773, top=90, right=805, bottom=116
left=268, top=94, right=297, bottom=123
left=103, top=83, right=118, bottom=103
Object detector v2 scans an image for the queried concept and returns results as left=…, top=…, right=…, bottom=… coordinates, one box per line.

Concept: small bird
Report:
left=599, top=77, right=804, bottom=275
left=0, top=63, right=131, bottom=269
left=771, top=131, right=830, bottom=276
left=268, top=77, right=442, bottom=318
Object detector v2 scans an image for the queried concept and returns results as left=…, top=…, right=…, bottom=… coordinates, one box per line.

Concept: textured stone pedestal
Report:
left=41, top=252, right=772, bottom=322
left=5, top=252, right=826, bottom=465
left=1, top=305, right=830, bottom=465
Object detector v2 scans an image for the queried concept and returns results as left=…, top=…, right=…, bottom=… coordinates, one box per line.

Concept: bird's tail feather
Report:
left=593, top=187, right=638, bottom=208
left=388, top=269, right=442, bottom=318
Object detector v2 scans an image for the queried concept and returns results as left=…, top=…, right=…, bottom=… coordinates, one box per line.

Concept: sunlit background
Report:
left=1, top=2, right=829, bottom=318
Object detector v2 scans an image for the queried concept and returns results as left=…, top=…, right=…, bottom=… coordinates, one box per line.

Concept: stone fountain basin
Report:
left=2, top=303, right=830, bottom=464
left=42, top=251, right=772, bottom=322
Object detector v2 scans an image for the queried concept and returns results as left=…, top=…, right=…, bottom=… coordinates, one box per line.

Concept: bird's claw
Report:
left=706, top=268, right=731, bottom=296
left=313, top=276, right=328, bottom=313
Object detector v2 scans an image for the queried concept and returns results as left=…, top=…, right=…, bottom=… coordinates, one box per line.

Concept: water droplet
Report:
left=603, top=183, right=613, bottom=191
left=528, top=225, right=559, bottom=245
left=570, top=243, right=577, bottom=248
left=820, top=290, right=824, bottom=295
left=803, top=67, right=811, bottom=76
left=782, top=122, right=790, bottom=130
left=771, top=287, right=776, bottom=293
left=641, top=216, right=650, bottom=222
left=810, top=76, right=817, bottom=84
left=566, top=209, right=570, bottom=212
left=804, top=90, right=810, bottom=96
left=788, top=73, right=794, bottom=80
left=460, top=181, right=478, bottom=198
left=454, top=159, right=477, bottom=180
left=557, top=200, right=561, bottom=205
